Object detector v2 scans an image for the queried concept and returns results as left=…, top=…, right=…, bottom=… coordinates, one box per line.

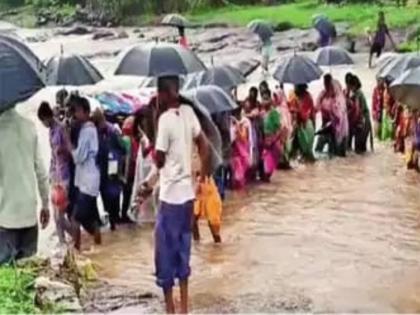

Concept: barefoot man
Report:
left=146, top=76, right=209, bottom=313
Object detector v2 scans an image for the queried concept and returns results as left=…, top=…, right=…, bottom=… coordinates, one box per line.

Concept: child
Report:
left=193, top=175, right=222, bottom=243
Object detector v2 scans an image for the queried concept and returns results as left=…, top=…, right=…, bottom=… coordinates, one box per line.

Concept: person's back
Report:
left=0, top=108, right=49, bottom=264
left=157, top=104, right=199, bottom=204
left=0, top=109, right=48, bottom=228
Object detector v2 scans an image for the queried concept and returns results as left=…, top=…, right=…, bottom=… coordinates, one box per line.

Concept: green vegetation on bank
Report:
left=188, top=0, right=420, bottom=34
left=1, top=0, right=420, bottom=50
left=0, top=265, right=38, bottom=313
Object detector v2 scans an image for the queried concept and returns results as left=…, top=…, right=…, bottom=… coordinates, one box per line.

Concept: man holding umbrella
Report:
left=140, top=76, right=209, bottom=313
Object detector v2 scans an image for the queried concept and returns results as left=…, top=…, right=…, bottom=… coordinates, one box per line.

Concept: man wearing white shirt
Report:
left=148, top=76, right=209, bottom=314
left=0, top=108, right=50, bottom=264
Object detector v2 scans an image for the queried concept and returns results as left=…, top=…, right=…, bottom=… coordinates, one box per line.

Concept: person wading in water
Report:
left=140, top=76, right=209, bottom=314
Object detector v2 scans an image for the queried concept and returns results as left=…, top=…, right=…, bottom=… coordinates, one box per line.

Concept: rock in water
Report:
left=92, top=30, right=115, bottom=40
left=35, top=276, right=82, bottom=313
left=117, top=29, right=129, bottom=39
left=58, top=25, right=92, bottom=36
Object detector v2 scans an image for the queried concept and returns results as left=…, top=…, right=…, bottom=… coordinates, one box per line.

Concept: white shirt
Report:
left=155, top=105, right=201, bottom=204
left=72, top=122, right=100, bottom=197
left=0, top=109, right=49, bottom=228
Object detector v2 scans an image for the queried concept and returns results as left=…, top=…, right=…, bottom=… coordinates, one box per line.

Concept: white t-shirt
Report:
left=155, top=105, right=201, bottom=204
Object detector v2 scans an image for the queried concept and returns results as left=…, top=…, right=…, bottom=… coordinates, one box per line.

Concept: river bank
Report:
left=2, top=6, right=420, bottom=312
left=1, top=0, right=420, bottom=50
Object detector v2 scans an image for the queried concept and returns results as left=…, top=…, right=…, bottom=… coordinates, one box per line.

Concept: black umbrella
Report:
left=0, top=34, right=45, bottom=111
left=390, top=66, right=420, bottom=109
left=45, top=54, right=103, bottom=86
left=273, top=54, right=323, bottom=85
left=183, top=65, right=246, bottom=91
left=377, top=53, right=420, bottom=81
left=114, top=43, right=206, bottom=77
left=315, top=46, right=354, bottom=66
left=247, top=19, right=274, bottom=42
left=182, top=85, right=238, bottom=114
left=161, top=14, right=190, bottom=28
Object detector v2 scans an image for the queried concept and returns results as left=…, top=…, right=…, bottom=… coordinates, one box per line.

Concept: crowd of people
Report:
left=19, top=68, right=380, bottom=256
left=372, top=77, right=420, bottom=169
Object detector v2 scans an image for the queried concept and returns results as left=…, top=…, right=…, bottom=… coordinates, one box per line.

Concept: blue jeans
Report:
left=154, top=200, right=194, bottom=292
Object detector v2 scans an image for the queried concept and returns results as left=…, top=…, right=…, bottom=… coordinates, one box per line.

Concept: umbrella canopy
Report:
left=161, top=14, right=190, bottom=28
left=313, top=16, right=336, bottom=37
left=45, top=54, right=103, bottom=86
left=377, top=53, right=420, bottom=81
left=182, top=85, right=238, bottom=114
left=377, top=52, right=398, bottom=69
left=114, top=43, right=206, bottom=77
left=0, top=34, right=45, bottom=111
left=183, top=65, right=246, bottom=91
left=189, top=100, right=223, bottom=172
left=390, top=66, right=420, bottom=109
left=247, top=19, right=274, bottom=42
left=273, top=54, right=323, bottom=85
left=315, top=46, right=353, bottom=66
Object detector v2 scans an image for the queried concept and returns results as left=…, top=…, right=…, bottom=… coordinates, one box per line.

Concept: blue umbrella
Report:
left=313, top=15, right=336, bottom=38
left=247, top=19, right=274, bottom=42
left=0, top=34, right=45, bottom=112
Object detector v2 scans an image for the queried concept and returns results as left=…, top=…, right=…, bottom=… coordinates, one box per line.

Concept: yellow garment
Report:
left=194, top=177, right=222, bottom=227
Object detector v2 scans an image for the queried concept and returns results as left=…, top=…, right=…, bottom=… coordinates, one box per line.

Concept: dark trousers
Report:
left=73, top=191, right=100, bottom=235
left=315, top=133, right=335, bottom=156
left=101, top=186, right=121, bottom=230
left=121, top=176, right=134, bottom=220
left=0, top=226, right=38, bottom=265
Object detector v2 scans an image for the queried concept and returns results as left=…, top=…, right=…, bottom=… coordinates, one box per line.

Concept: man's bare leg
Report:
left=180, top=279, right=189, bottom=314
left=369, top=52, right=373, bottom=68
left=209, top=224, right=221, bottom=243
left=164, top=288, right=175, bottom=314
left=192, top=216, right=200, bottom=241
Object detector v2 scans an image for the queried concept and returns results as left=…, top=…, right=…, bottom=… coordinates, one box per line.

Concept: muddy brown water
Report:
left=9, top=23, right=420, bottom=313
left=84, top=144, right=420, bottom=313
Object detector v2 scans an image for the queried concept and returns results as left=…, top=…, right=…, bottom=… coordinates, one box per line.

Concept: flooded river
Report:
left=86, top=144, right=420, bottom=313
left=8, top=23, right=420, bottom=313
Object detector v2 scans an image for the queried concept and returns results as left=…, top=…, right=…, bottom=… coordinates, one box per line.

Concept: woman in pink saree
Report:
left=230, top=112, right=252, bottom=189
left=315, top=74, right=349, bottom=157
left=274, top=84, right=293, bottom=168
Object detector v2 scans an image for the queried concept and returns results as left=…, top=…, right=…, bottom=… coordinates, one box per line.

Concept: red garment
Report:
left=372, top=86, right=384, bottom=122
left=179, top=36, right=188, bottom=48
left=297, top=92, right=315, bottom=125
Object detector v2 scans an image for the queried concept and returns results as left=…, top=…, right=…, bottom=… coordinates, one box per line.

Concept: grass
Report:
left=188, top=0, right=420, bottom=35
left=0, top=265, right=38, bottom=314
